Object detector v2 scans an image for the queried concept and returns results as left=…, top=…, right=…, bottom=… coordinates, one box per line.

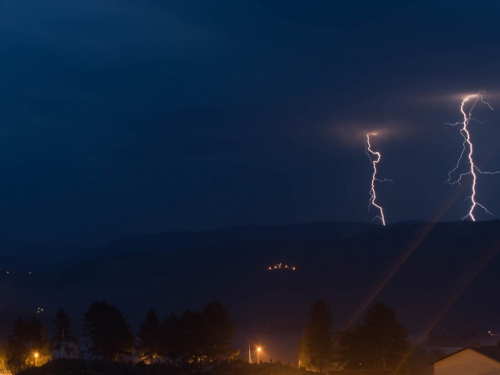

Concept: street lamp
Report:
left=256, top=346, right=262, bottom=364
left=34, top=352, right=39, bottom=367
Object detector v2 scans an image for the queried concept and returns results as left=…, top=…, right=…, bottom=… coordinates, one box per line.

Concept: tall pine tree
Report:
left=200, top=302, right=236, bottom=362
left=137, top=308, right=161, bottom=364
left=300, top=301, right=334, bottom=373
left=53, top=308, right=73, bottom=341
left=83, top=301, right=134, bottom=361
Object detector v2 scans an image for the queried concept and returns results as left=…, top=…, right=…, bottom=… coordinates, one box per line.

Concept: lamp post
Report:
left=256, top=346, right=262, bottom=364
left=34, top=352, right=39, bottom=367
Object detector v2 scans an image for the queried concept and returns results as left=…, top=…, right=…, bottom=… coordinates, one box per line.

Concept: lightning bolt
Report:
left=446, top=93, right=499, bottom=221
left=366, top=133, right=392, bottom=226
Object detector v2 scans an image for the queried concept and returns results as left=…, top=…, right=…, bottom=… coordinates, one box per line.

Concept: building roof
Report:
left=329, top=372, right=393, bottom=375
left=471, top=346, right=500, bottom=363
left=434, top=346, right=500, bottom=364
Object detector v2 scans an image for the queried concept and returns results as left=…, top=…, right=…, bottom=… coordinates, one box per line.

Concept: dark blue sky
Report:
left=1, top=0, right=500, bottom=246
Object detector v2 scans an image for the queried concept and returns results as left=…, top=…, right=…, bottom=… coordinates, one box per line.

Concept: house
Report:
left=329, top=372, right=393, bottom=375
left=433, top=345, right=500, bottom=375
left=52, top=340, right=81, bottom=360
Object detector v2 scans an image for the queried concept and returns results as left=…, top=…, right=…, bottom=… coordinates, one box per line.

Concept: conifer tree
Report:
left=53, top=308, right=73, bottom=341
left=6, top=318, right=29, bottom=373
left=178, top=309, right=202, bottom=362
left=83, top=301, right=134, bottom=361
left=299, top=301, right=334, bottom=373
left=137, top=308, right=161, bottom=364
left=160, top=313, right=181, bottom=362
left=200, top=301, right=236, bottom=361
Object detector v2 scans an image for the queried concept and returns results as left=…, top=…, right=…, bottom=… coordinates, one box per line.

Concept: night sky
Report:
left=1, top=1, right=500, bottom=246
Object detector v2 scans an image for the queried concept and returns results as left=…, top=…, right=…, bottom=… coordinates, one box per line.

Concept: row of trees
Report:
left=84, top=300, right=237, bottom=363
left=299, top=301, right=411, bottom=374
left=1, top=300, right=236, bottom=373
left=135, top=301, right=238, bottom=364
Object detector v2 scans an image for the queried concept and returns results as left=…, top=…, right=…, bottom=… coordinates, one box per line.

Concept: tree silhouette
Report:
left=53, top=308, right=73, bottom=341
left=297, top=334, right=311, bottom=369
left=6, top=316, right=51, bottom=372
left=200, top=301, right=236, bottom=361
left=83, top=301, right=134, bottom=361
left=52, top=308, right=80, bottom=360
left=6, top=318, right=29, bottom=373
left=299, top=301, right=334, bottom=373
left=137, top=308, right=161, bottom=364
left=178, top=309, right=202, bottom=362
left=340, top=302, right=409, bottom=372
left=160, top=313, right=181, bottom=362
left=26, top=316, right=50, bottom=359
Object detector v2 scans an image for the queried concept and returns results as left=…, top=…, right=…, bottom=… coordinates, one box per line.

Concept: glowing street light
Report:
left=34, top=352, right=39, bottom=367
left=256, top=346, right=262, bottom=364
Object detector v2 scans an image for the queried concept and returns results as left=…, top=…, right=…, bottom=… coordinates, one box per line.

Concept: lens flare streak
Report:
left=446, top=93, right=499, bottom=221
left=366, top=133, right=392, bottom=226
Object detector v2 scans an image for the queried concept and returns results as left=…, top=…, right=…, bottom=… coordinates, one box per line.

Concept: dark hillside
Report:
left=83, top=221, right=378, bottom=259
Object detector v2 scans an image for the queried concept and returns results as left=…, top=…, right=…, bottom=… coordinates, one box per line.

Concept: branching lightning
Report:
left=365, top=133, right=392, bottom=225
left=446, top=93, right=499, bottom=221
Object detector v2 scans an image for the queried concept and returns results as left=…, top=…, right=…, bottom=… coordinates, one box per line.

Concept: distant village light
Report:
left=268, top=263, right=297, bottom=271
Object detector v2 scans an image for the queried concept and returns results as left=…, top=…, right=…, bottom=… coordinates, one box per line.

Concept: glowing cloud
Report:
left=330, top=121, right=411, bottom=149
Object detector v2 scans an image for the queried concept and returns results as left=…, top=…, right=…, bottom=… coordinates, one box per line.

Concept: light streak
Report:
left=342, top=190, right=466, bottom=333
left=446, top=93, right=498, bottom=221
left=365, top=133, right=392, bottom=225
left=393, top=233, right=500, bottom=373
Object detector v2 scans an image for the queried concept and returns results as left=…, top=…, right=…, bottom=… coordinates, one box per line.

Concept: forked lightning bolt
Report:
left=446, top=93, right=499, bottom=221
left=366, top=133, right=392, bottom=225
